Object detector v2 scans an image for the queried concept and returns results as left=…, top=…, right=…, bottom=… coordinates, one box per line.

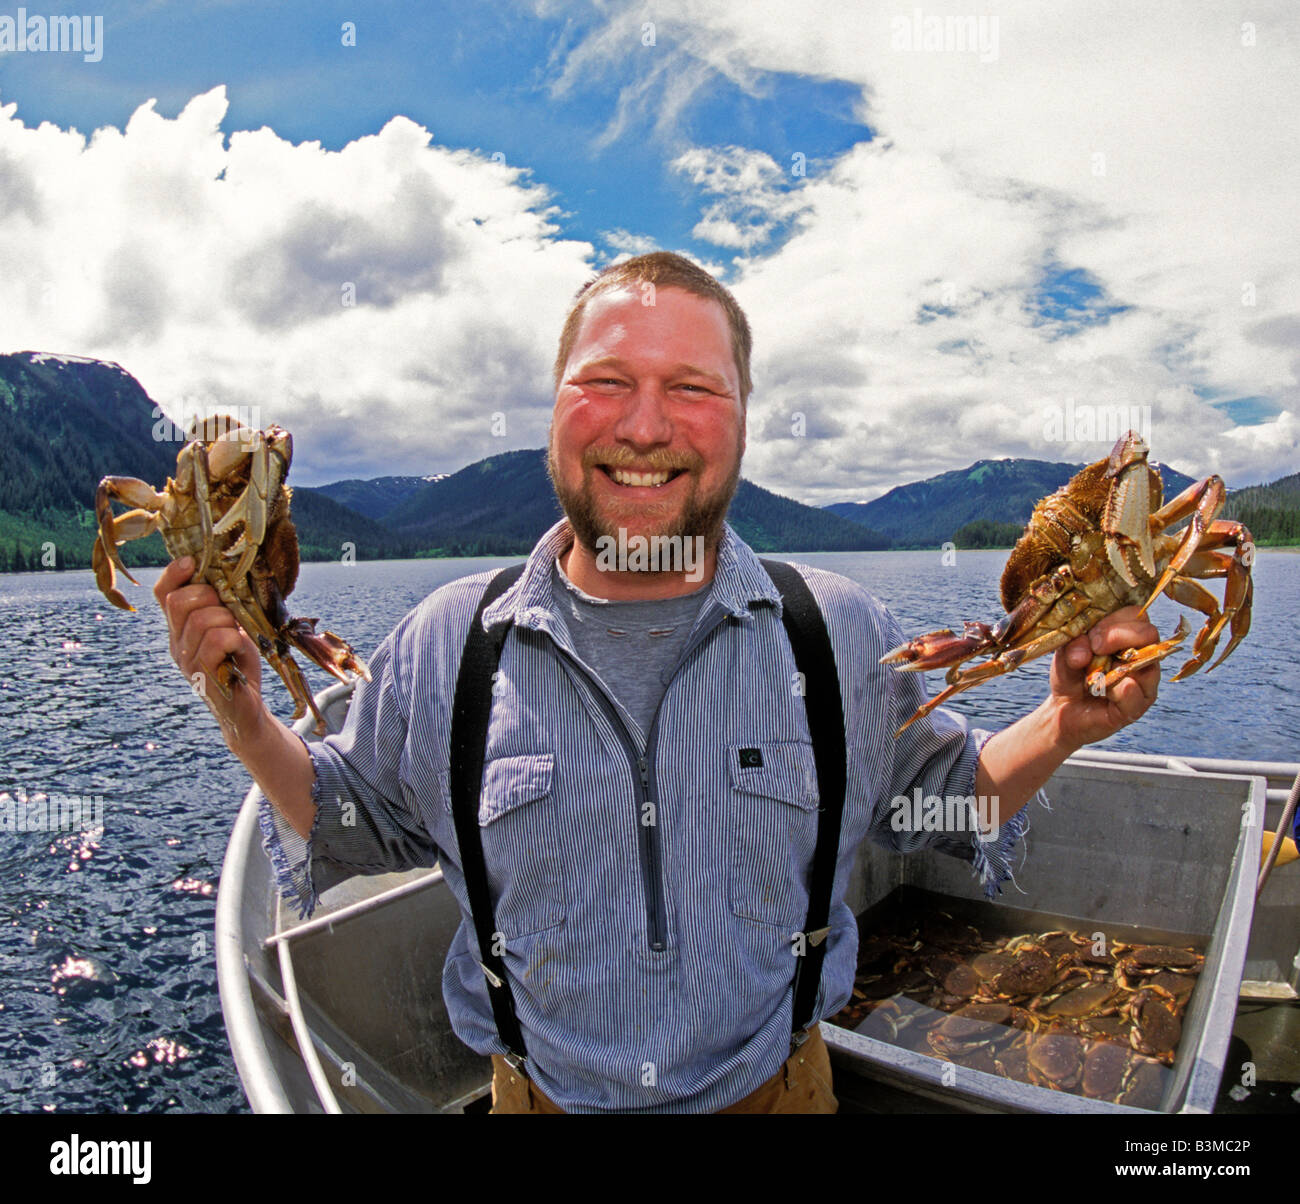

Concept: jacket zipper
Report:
left=547, top=602, right=734, bottom=951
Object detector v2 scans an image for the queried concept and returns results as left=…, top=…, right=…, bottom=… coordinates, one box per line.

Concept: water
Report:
left=0, top=556, right=517, bottom=1113
left=811, top=548, right=1300, bottom=761
left=0, top=549, right=1295, bottom=1112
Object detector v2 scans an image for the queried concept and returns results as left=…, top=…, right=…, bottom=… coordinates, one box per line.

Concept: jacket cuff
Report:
left=255, top=734, right=328, bottom=920
left=967, top=727, right=1048, bottom=899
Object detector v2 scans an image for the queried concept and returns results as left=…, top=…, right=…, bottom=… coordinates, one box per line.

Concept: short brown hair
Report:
left=552, top=251, right=753, bottom=403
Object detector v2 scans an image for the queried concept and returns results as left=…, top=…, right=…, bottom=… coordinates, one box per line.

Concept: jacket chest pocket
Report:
left=727, top=741, right=821, bottom=930
left=478, top=752, right=565, bottom=938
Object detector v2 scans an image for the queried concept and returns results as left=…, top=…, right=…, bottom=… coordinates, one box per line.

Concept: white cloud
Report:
left=3, top=2, right=1297, bottom=507
left=0, top=86, right=594, bottom=482
left=671, top=146, right=802, bottom=249
left=551, top=0, right=1300, bottom=500
left=600, top=227, right=659, bottom=256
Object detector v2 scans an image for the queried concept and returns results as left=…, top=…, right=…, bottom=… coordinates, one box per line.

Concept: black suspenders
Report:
left=760, top=559, right=849, bottom=1046
left=446, top=559, right=847, bottom=1070
left=447, top=562, right=528, bottom=1065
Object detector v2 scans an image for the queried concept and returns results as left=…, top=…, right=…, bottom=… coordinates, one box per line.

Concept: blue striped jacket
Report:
left=258, top=520, right=1032, bottom=1112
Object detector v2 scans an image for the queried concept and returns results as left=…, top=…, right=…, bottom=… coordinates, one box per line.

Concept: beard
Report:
left=546, top=432, right=741, bottom=571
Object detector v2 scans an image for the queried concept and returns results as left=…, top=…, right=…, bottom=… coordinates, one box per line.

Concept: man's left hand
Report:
left=1049, top=606, right=1161, bottom=750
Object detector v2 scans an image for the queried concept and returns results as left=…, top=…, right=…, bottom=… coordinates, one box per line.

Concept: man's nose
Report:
left=613, top=379, right=673, bottom=446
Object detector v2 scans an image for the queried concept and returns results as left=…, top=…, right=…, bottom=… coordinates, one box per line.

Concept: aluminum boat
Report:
left=216, top=681, right=1300, bottom=1114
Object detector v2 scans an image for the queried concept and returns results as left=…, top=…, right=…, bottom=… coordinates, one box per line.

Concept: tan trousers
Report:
left=489, top=1025, right=838, bottom=1114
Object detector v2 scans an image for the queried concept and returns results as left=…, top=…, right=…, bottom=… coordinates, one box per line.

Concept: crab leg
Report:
left=1138, top=475, right=1226, bottom=614
left=208, top=575, right=325, bottom=730
left=991, top=564, right=1077, bottom=647
left=93, top=509, right=167, bottom=610
left=186, top=444, right=218, bottom=583
left=1159, top=577, right=1227, bottom=679
left=1084, top=615, right=1191, bottom=697
left=93, top=475, right=169, bottom=598
left=260, top=572, right=370, bottom=686
left=880, top=620, right=997, bottom=674
left=213, top=430, right=274, bottom=587
left=1206, top=572, right=1252, bottom=673
left=894, top=627, right=1076, bottom=737
left=94, top=478, right=170, bottom=609
left=1167, top=520, right=1254, bottom=676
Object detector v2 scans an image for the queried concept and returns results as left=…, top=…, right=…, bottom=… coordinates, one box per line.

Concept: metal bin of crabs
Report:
left=92, top=416, right=369, bottom=734
left=830, top=911, right=1205, bottom=1108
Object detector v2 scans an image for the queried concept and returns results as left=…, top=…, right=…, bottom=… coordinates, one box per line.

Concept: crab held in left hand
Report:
left=882, top=431, right=1254, bottom=735
left=92, top=416, right=369, bottom=734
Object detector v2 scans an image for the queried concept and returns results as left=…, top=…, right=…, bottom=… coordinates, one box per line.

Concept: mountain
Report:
left=0, top=351, right=397, bottom=571
left=289, top=487, right=416, bottom=561
left=726, top=478, right=890, bottom=551
left=1221, top=470, right=1300, bottom=545
left=0, top=351, right=178, bottom=518
left=1223, top=470, right=1300, bottom=512
left=382, top=449, right=562, bottom=551
left=2, top=350, right=1291, bottom=572
left=313, top=474, right=448, bottom=521
left=378, top=448, right=889, bottom=554
left=827, top=456, right=1198, bottom=548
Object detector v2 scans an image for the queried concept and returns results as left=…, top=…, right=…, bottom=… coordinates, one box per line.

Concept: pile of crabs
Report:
left=828, top=910, right=1203, bottom=1108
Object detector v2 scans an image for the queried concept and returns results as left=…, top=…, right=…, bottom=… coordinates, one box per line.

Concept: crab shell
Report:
left=999, top=457, right=1163, bottom=613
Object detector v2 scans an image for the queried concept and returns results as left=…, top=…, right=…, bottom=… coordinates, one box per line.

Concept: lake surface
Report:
left=1, top=548, right=1296, bottom=1112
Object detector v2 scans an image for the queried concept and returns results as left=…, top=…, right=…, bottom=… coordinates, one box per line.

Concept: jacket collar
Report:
left=481, top=518, right=784, bottom=632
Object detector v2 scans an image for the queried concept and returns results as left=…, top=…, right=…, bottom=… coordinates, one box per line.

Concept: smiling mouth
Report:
left=598, top=465, right=686, bottom=488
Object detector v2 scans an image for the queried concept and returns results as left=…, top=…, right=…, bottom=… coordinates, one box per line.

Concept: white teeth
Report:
left=610, top=468, right=672, bottom=487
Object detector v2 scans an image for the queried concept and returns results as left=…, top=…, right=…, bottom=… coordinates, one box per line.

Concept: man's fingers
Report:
left=176, top=604, right=242, bottom=665
left=1066, top=637, right=1091, bottom=670
left=195, top=624, right=250, bottom=677
left=1088, top=606, right=1159, bottom=658
left=1133, top=664, right=1160, bottom=703
left=163, top=582, right=226, bottom=646
left=1110, top=668, right=1158, bottom=724
left=153, top=556, right=196, bottom=606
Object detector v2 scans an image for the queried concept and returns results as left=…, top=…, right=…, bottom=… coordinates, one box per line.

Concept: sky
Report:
left=0, top=0, right=1296, bottom=501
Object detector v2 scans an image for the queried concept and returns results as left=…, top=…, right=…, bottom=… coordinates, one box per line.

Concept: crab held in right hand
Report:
left=93, top=415, right=369, bottom=735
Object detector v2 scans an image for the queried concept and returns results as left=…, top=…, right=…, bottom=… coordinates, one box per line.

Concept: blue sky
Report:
left=0, top=1, right=1295, bottom=497
left=0, top=0, right=870, bottom=277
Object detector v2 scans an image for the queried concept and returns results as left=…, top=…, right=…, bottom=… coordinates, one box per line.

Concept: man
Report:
left=155, top=252, right=1161, bottom=1113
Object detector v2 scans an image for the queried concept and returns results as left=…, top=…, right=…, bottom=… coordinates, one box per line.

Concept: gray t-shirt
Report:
left=552, top=559, right=710, bottom=744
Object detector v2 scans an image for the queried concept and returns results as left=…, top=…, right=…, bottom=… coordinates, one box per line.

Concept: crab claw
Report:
left=880, top=621, right=995, bottom=673
left=92, top=529, right=135, bottom=611
left=93, top=477, right=167, bottom=610
left=282, top=618, right=371, bottom=684
left=1102, top=432, right=1156, bottom=588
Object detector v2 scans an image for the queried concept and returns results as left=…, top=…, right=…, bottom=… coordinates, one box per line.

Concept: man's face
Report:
left=547, top=285, right=746, bottom=558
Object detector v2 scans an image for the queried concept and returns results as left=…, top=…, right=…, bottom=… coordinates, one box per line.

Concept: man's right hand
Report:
left=154, top=555, right=319, bottom=838
left=154, top=556, right=266, bottom=746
